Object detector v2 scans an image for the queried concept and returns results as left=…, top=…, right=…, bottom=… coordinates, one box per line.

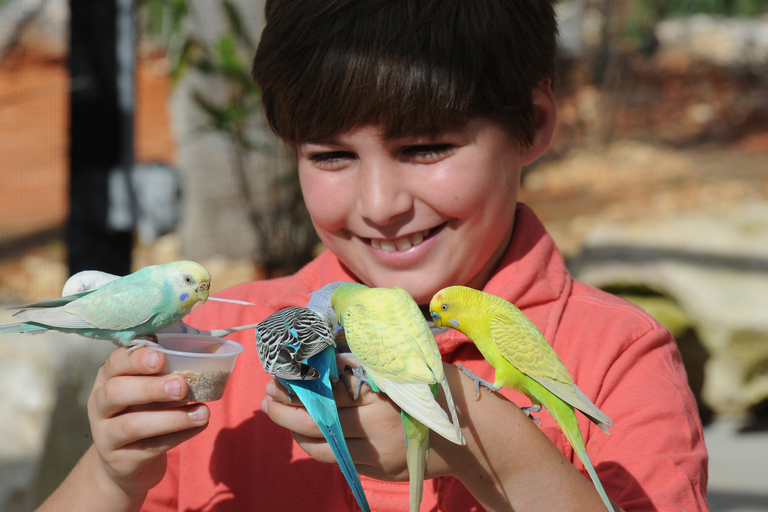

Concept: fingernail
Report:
left=265, top=381, right=276, bottom=397
left=188, top=404, right=208, bottom=422
left=164, top=378, right=183, bottom=399
left=260, top=397, right=269, bottom=413
left=144, top=350, right=161, bottom=369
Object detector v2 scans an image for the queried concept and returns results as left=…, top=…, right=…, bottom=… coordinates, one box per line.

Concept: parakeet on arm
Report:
left=429, top=285, right=615, bottom=512
left=255, top=281, right=370, bottom=512
left=331, top=283, right=464, bottom=512
left=0, top=260, right=211, bottom=353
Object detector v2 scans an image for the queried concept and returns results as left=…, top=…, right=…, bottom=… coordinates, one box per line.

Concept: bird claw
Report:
left=455, top=363, right=500, bottom=399
left=343, top=365, right=374, bottom=400
left=126, top=335, right=161, bottom=355
left=522, top=405, right=542, bottom=426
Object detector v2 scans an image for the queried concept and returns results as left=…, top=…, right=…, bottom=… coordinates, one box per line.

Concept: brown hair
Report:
left=252, top=0, right=557, bottom=147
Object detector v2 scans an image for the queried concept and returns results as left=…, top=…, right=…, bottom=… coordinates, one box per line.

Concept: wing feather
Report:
left=489, top=312, right=613, bottom=430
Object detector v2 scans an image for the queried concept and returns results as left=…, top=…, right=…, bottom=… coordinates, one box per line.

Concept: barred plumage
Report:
left=255, top=306, right=336, bottom=380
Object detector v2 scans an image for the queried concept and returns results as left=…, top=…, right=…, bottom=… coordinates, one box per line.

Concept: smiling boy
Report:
left=37, top=1, right=707, bottom=511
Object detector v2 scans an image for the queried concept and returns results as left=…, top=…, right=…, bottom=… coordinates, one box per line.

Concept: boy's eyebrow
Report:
left=300, top=137, right=341, bottom=146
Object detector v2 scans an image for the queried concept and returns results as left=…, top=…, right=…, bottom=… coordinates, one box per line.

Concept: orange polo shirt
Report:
left=144, top=204, right=708, bottom=511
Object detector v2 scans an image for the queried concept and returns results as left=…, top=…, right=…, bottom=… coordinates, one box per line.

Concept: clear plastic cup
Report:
left=153, top=334, right=244, bottom=402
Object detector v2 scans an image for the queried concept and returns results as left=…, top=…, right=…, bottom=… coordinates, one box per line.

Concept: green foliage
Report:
left=615, top=0, right=768, bottom=55
left=658, top=0, right=768, bottom=17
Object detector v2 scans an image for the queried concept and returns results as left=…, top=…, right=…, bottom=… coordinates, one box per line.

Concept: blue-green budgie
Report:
left=255, top=281, right=370, bottom=512
left=0, top=261, right=210, bottom=353
left=61, top=269, right=261, bottom=338
left=331, top=283, right=464, bottom=512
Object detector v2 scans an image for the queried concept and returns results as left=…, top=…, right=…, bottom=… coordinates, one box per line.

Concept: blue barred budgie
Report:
left=255, top=281, right=370, bottom=512
left=330, top=283, right=464, bottom=512
left=0, top=261, right=210, bottom=353
left=429, top=285, right=615, bottom=512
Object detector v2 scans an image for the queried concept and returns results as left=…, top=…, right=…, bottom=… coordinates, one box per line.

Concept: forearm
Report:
left=36, top=445, right=147, bottom=512
left=431, top=365, right=622, bottom=511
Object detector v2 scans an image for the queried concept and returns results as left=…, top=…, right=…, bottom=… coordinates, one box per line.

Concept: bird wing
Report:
left=489, top=312, right=572, bottom=384
left=16, top=274, right=162, bottom=331
left=256, top=307, right=335, bottom=380
left=340, top=300, right=436, bottom=384
left=10, top=290, right=93, bottom=311
left=489, top=313, right=613, bottom=429
left=340, top=292, right=464, bottom=445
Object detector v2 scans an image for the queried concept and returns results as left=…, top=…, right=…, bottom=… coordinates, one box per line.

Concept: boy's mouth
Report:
left=369, top=228, right=432, bottom=253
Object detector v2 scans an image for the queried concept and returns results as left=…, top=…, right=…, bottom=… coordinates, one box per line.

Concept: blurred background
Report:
left=0, top=0, right=766, bottom=510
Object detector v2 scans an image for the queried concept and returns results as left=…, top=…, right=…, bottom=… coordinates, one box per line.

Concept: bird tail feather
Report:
left=548, top=401, right=614, bottom=512
left=291, top=382, right=371, bottom=512
left=403, top=411, right=429, bottom=512
left=0, top=323, right=45, bottom=335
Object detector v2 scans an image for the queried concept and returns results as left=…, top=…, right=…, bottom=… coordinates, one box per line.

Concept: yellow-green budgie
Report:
left=0, top=260, right=211, bottom=353
left=331, top=283, right=464, bottom=512
left=429, top=285, right=615, bottom=512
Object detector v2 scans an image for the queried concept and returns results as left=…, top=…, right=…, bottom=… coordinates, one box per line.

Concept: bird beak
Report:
left=197, top=282, right=210, bottom=303
left=430, top=311, right=445, bottom=330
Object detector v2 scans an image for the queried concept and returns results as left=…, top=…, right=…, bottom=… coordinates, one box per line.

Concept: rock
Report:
left=570, top=201, right=768, bottom=415
left=656, top=14, right=768, bottom=69
left=0, top=307, right=114, bottom=511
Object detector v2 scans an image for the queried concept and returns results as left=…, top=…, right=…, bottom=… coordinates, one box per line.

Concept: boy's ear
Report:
left=520, top=79, right=557, bottom=166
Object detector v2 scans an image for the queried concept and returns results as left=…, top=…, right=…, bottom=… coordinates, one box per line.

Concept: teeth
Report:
left=371, top=229, right=430, bottom=252
left=395, top=238, right=412, bottom=251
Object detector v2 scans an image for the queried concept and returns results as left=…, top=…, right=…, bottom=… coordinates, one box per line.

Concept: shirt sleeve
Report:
left=584, top=324, right=709, bottom=511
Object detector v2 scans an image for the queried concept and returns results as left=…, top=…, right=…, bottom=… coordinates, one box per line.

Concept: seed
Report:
left=174, top=370, right=231, bottom=402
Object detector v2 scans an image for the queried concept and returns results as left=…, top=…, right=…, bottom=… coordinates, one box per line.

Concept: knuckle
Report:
left=137, top=434, right=166, bottom=455
left=104, top=348, right=125, bottom=370
left=120, top=415, right=143, bottom=440
left=102, top=378, right=122, bottom=406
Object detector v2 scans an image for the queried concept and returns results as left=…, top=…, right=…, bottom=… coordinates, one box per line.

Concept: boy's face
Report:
left=297, top=117, right=524, bottom=305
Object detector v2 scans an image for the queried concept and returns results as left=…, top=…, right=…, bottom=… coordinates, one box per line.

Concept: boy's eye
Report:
left=309, top=151, right=354, bottom=167
left=401, top=144, right=454, bottom=162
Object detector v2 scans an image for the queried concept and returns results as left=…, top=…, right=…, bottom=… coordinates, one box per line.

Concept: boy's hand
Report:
left=261, top=354, right=456, bottom=483
left=87, top=347, right=210, bottom=496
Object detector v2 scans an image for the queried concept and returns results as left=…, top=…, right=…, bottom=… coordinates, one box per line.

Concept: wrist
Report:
left=84, top=445, right=149, bottom=511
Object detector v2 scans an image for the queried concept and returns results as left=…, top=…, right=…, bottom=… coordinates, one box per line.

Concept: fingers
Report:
left=99, top=347, right=165, bottom=380
left=91, top=348, right=192, bottom=418
left=96, top=403, right=210, bottom=455
left=264, top=379, right=304, bottom=407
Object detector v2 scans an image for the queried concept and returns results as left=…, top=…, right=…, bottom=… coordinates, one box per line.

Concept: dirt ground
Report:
left=1, top=49, right=767, bottom=302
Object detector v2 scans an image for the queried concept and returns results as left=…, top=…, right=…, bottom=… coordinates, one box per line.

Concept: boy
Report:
left=38, top=1, right=708, bottom=511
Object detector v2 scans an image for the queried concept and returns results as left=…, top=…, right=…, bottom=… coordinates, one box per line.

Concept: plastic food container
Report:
left=153, top=334, right=243, bottom=402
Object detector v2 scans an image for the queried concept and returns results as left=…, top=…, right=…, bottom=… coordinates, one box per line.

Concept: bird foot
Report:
left=343, top=365, right=375, bottom=400
left=455, top=363, right=500, bottom=399
left=521, top=405, right=542, bottom=426
left=285, top=385, right=295, bottom=404
left=126, top=335, right=161, bottom=355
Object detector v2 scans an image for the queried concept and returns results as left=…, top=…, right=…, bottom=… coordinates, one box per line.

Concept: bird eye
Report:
left=441, top=304, right=448, bottom=311
left=185, top=275, right=193, bottom=284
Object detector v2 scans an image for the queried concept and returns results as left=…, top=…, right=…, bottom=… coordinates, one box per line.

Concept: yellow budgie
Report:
left=429, top=285, right=615, bottom=512
left=331, top=283, right=464, bottom=512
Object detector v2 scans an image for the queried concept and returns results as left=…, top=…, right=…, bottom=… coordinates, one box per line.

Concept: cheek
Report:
left=299, top=170, right=350, bottom=233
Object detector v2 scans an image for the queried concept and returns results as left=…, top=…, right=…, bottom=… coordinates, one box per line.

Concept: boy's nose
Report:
left=355, top=164, right=413, bottom=225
